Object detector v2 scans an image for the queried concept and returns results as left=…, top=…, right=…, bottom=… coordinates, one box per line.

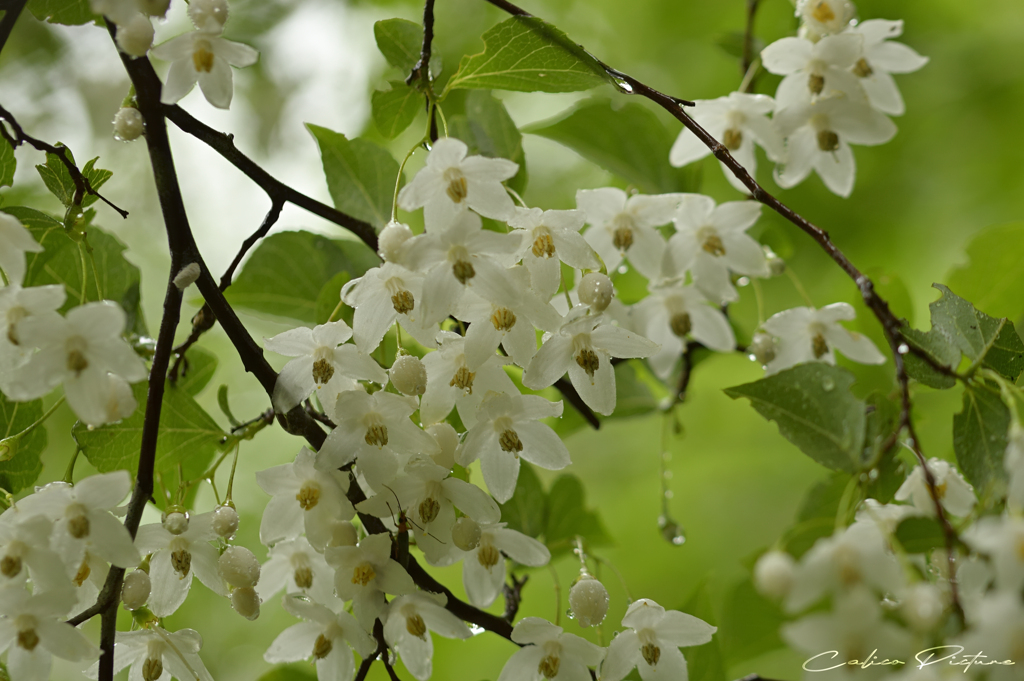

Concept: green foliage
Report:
left=498, top=462, right=610, bottom=557
left=73, top=381, right=227, bottom=508
left=946, top=222, right=1024, bottom=322
left=26, top=0, right=95, bottom=25
left=34, top=147, right=111, bottom=208
left=0, top=395, right=46, bottom=494
left=718, top=576, right=785, bottom=666
left=256, top=665, right=317, bottom=681
left=902, top=325, right=960, bottom=390
left=225, top=230, right=378, bottom=323
left=371, top=82, right=423, bottom=139
left=0, top=142, right=14, bottom=189
left=446, top=16, right=610, bottom=93
left=176, top=347, right=219, bottom=397
left=525, top=98, right=698, bottom=194
left=6, top=206, right=147, bottom=335
left=447, top=90, right=527, bottom=194
left=954, top=380, right=1010, bottom=499
left=306, top=124, right=401, bottom=231
left=715, top=31, right=764, bottom=60
left=894, top=516, right=945, bottom=553
left=314, top=271, right=354, bottom=326
left=725, top=364, right=866, bottom=473
left=374, top=18, right=423, bottom=75
left=680, top=581, right=727, bottom=681
left=782, top=471, right=848, bottom=558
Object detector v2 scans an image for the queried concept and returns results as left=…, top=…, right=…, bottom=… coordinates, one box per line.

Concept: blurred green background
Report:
left=2, top=0, right=1024, bottom=679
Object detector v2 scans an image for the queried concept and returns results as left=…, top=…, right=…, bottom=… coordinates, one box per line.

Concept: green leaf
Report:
left=946, top=222, right=1024, bottom=322
left=34, top=147, right=111, bottom=208
left=0, top=395, right=46, bottom=494
left=307, top=124, right=399, bottom=230
left=5, top=206, right=147, bottom=335
left=718, top=577, right=785, bottom=666
left=544, top=474, right=610, bottom=555
left=499, top=461, right=547, bottom=538
left=929, top=284, right=1024, bottom=380
left=953, top=381, right=1010, bottom=498
left=73, top=381, right=226, bottom=508
left=783, top=472, right=848, bottom=558
left=27, top=0, right=96, bottom=25
left=446, top=16, right=610, bottom=93
left=374, top=18, right=423, bottom=75
left=314, top=272, right=354, bottom=327
left=176, top=347, right=218, bottom=397
left=715, top=31, right=764, bottom=60
left=448, top=91, right=528, bottom=194
left=226, top=230, right=378, bottom=323
left=724, top=364, right=866, bottom=473
left=0, top=142, right=14, bottom=189
left=894, top=516, right=946, bottom=553
left=680, top=581, right=726, bottom=681
left=612, top=359, right=660, bottom=419
left=371, top=82, right=422, bottom=139
left=256, top=665, right=318, bottom=681
left=525, top=98, right=697, bottom=194
left=902, top=324, right=959, bottom=389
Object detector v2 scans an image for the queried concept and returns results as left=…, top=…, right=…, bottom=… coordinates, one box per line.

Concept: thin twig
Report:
left=554, top=376, right=600, bottom=429
left=740, top=0, right=761, bottom=88
left=502, top=574, right=529, bottom=623
left=374, top=619, right=403, bottom=681
left=0, top=0, right=28, bottom=57
left=407, top=0, right=436, bottom=88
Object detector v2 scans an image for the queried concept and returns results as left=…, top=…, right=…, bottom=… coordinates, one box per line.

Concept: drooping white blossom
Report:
left=847, top=20, right=929, bottom=116
left=447, top=522, right=549, bottom=608
left=895, top=458, right=975, bottom=518
left=796, top=0, right=856, bottom=40
left=0, top=213, right=43, bottom=287
left=325, top=533, right=417, bottom=630
left=419, top=331, right=518, bottom=428
left=762, top=33, right=865, bottom=108
left=963, top=514, right=1024, bottom=592
left=577, top=188, right=680, bottom=280
left=0, top=588, right=99, bottom=681
left=498, top=617, right=605, bottom=681
left=0, top=284, right=65, bottom=377
left=265, top=595, right=376, bottom=681
left=151, top=29, right=258, bottom=109
left=383, top=592, right=473, bottom=681
left=760, top=302, right=885, bottom=375
left=134, top=511, right=225, bottom=617
left=256, top=536, right=335, bottom=605
left=341, top=263, right=438, bottom=354
left=88, top=627, right=213, bottom=681
left=508, top=206, right=600, bottom=299
left=601, top=599, right=716, bottom=681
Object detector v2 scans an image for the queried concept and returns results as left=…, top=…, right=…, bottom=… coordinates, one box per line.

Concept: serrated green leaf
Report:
left=725, top=364, right=866, bottom=473
left=73, top=381, right=226, bottom=508
left=27, top=0, right=95, bottom=25
left=544, top=474, right=610, bottom=555
left=953, top=381, right=1010, bottom=498
left=371, top=83, right=422, bottom=139
left=176, top=347, right=218, bottom=397
left=946, top=222, right=1024, bottom=322
left=374, top=18, right=422, bottom=75
left=902, top=324, right=959, bottom=389
left=718, top=577, right=785, bottom=666
left=307, top=124, right=399, bottom=231
left=499, top=461, right=546, bottom=538
left=929, top=284, right=1024, bottom=380
left=0, top=395, right=46, bottom=494
left=0, top=142, right=14, bottom=189
left=34, top=147, right=110, bottom=208
left=524, top=98, right=697, bottom=194
left=226, top=231, right=378, bottom=323
left=894, top=516, right=946, bottom=553
left=256, top=664, right=318, bottom=681
left=5, top=206, right=147, bottom=335
left=448, top=91, right=528, bottom=194
left=447, top=16, right=610, bottom=94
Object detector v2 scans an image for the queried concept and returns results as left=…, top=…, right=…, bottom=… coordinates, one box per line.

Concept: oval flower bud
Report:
left=426, top=422, right=459, bottom=470
left=568, top=575, right=609, bottom=627
left=231, top=586, right=260, bottom=620
left=188, top=0, right=229, bottom=32
left=390, top=354, right=428, bottom=397
left=113, top=107, right=145, bottom=142
left=121, top=569, right=151, bottom=610
left=753, top=550, right=795, bottom=600
left=900, top=582, right=945, bottom=632
left=328, top=520, right=358, bottom=548
left=115, top=14, right=155, bottom=58
left=218, top=546, right=261, bottom=588
left=378, top=221, right=414, bottom=262
left=578, top=272, right=614, bottom=312
left=162, top=511, right=189, bottom=536
left=212, top=505, right=240, bottom=538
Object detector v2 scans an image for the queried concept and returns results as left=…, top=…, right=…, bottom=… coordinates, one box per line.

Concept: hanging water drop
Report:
left=822, top=377, right=835, bottom=391
left=898, top=343, right=909, bottom=354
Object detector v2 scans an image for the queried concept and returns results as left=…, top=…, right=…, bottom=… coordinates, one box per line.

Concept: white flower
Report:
left=508, top=206, right=600, bottom=299
left=255, top=446, right=355, bottom=550
left=523, top=311, right=659, bottom=416
left=265, top=319, right=387, bottom=412
left=405, top=211, right=520, bottom=326
left=317, top=390, right=439, bottom=492
left=0, top=213, right=43, bottom=286
left=632, top=280, right=735, bottom=380
left=963, top=514, right=1024, bottom=592
left=0, top=284, right=65, bottom=372
left=135, top=511, right=225, bottom=617
left=256, top=536, right=335, bottom=605
left=796, top=0, right=856, bottom=39
left=384, top=592, right=472, bottom=681
left=460, top=392, right=570, bottom=504
left=499, top=617, right=605, bottom=681
left=761, top=303, right=884, bottom=375
left=773, top=96, right=897, bottom=197
left=397, top=137, right=517, bottom=230
left=325, top=533, right=417, bottom=630
left=669, top=93, right=784, bottom=193
left=600, top=599, right=716, bottom=681
left=450, top=522, right=549, bottom=608
left=341, top=263, right=438, bottom=354
left=0, top=589, right=99, bottom=681
left=895, top=458, right=975, bottom=518
left=89, top=627, right=213, bottom=681
left=0, top=513, right=68, bottom=592
left=151, top=29, right=258, bottom=109
left=265, top=595, right=377, bottom=681
left=853, top=499, right=918, bottom=536
left=1006, top=423, right=1024, bottom=511
left=577, top=188, right=680, bottom=280
left=956, top=591, right=1024, bottom=680
left=188, top=0, right=229, bottom=33
left=846, top=20, right=928, bottom=116
left=88, top=0, right=139, bottom=25
left=763, top=33, right=865, bottom=108
left=5, top=301, right=147, bottom=427
left=419, top=331, right=518, bottom=427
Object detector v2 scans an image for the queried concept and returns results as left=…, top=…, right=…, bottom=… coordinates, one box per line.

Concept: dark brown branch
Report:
left=406, top=556, right=515, bottom=640
left=407, top=0, right=436, bottom=88
left=740, top=0, right=761, bottom=88
left=0, top=0, right=28, bottom=57
left=374, top=619, right=403, bottom=681
left=0, top=103, right=128, bottom=218
left=502, top=573, right=528, bottom=622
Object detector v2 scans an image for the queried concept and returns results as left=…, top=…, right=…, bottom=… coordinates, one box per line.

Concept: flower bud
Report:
left=452, top=517, right=481, bottom=552
left=764, top=246, right=786, bottom=277
left=231, top=586, right=260, bottom=620
left=188, top=0, right=229, bottom=32
left=121, top=569, right=151, bottom=610
left=378, top=221, right=414, bottom=263
left=568, top=575, right=609, bottom=627
left=753, top=550, right=795, bottom=600
left=390, top=354, right=428, bottom=397
left=577, top=272, right=614, bottom=312
left=426, top=422, right=458, bottom=470
left=115, top=14, right=154, bottom=57
left=112, top=107, right=144, bottom=142
left=212, top=505, right=240, bottom=538
left=748, top=332, right=777, bottom=367
left=218, top=546, right=261, bottom=588
left=162, top=510, right=189, bottom=536
left=328, top=520, right=358, bottom=548
left=137, top=0, right=171, bottom=17
left=900, top=583, right=945, bottom=632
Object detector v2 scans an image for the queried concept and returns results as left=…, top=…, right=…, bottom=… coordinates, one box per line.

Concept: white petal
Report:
left=761, top=37, right=813, bottom=75
left=161, top=57, right=199, bottom=105
left=197, top=56, right=234, bottom=109
left=812, top=141, right=856, bottom=198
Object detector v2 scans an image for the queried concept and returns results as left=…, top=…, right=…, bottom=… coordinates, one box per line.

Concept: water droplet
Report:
left=618, top=81, right=634, bottom=93
left=617, top=265, right=628, bottom=274
left=736, top=276, right=750, bottom=287
left=566, top=608, right=575, bottom=619
left=469, top=624, right=485, bottom=636
left=658, top=516, right=686, bottom=545
left=388, top=652, right=397, bottom=666
left=898, top=343, right=909, bottom=354
left=663, top=470, right=673, bottom=480
left=664, top=490, right=674, bottom=499
left=822, top=377, right=835, bottom=391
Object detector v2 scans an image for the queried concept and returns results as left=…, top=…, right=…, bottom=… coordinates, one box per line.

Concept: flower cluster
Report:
left=671, top=0, right=927, bottom=197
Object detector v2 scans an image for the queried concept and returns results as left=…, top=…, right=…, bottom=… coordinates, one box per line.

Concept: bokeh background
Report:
left=2, top=0, right=1023, bottom=678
